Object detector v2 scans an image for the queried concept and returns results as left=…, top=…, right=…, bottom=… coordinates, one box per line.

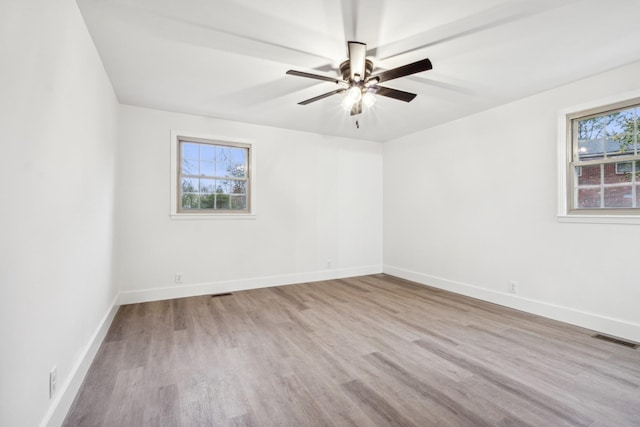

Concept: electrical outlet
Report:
left=327, top=259, right=332, bottom=269
left=49, top=366, right=57, bottom=398
left=175, top=272, right=183, bottom=284
left=508, top=280, right=519, bottom=294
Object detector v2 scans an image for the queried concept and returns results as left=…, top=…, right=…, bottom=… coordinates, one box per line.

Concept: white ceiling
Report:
left=77, top=0, right=640, bottom=142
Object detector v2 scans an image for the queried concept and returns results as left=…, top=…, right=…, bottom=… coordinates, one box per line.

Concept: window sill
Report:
left=558, top=214, right=640, bottom=225
left=170, top=213, right=257, bottom=221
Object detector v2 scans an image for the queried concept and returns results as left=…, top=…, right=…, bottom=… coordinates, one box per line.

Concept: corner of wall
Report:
left=40, top=295, right=120, bottom=427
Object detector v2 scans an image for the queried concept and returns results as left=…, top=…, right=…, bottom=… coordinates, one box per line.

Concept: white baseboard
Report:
left=41, top=295, right=120, bottom=427
left=383, top=265, right=640, bottom=343
left=119, top=265, right=383, bottom=305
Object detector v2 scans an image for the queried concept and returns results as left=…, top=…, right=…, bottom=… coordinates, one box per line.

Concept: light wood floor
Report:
left=63, top=274, right=640, bottom=426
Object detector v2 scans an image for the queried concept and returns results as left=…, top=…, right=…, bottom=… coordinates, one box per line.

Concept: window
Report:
left=566, top=98, right=640, bottom=214
left=171, top=133, right=253, bottom=218
left=615, top=162, right=633, bottom=174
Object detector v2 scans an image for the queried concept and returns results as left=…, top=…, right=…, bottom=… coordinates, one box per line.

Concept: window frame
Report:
left=558, top=90, right=640, bottom=224
left=615, top=162, right=633, bottom=175
left=170, top=131, right=256, bottom=220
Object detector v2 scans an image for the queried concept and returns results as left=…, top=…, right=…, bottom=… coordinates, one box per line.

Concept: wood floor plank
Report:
left=63, top=274, right=640, bottom=426
left=341, top=379, right=418, bottom=427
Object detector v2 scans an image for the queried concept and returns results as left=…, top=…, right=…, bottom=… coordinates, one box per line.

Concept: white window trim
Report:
left=170, top=130, right=256, bottom=220
left=557, top=89, right=640, bottom=224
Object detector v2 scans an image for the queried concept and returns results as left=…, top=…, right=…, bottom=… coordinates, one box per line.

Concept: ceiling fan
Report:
left=286, top=41, right=432, bottom=116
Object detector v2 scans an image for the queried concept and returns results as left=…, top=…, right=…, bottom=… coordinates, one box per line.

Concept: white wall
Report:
left=115, top=105, right=383, bottom=302
left=384, top=61, right=640, bottom=342
left=0, top=1, right=119, bottom=426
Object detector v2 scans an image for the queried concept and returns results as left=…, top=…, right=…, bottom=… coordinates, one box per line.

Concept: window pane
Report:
left=606, top=109, right=635, bottom=156
left=200, top=178, right=215, bottom=194
left=182, top=158, right=198, bottom=175
left=200, top=144, right=215, bottom=161
left=200, top=161, right=214, bottom=177
left=577, top=188, right=601, bottom=208
left=604, top=162, right=632, bottom=184
left=230, top=148, right=247, bottom=178
left=229, top=195, right=246, bottom=210
left=577, top=116, right=605, bottom=160
left=182, top=143, right=199, bottom=160
left=181, top=193, right=199, bottom=209
left=604, top=186, right=632, bottom=208
left=200, top=194, right=216, bottom=209
left=230, top=179, right=246, bottom=194
left=215, top=180, right=230, bottom=194
left=215, top=193, right=229, bottom=209
left=577, top=164, right=601, bottom=186
left=181, top=177, right=198, bottom=193
left=214, top=146, right=229, bottom=177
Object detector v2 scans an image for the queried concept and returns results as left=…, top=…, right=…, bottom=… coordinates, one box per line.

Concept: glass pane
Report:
left=229, top=164, right=246, bottom=178
left=200, top=144, right=215, bottom=161
left=215, top=146, right=230, bottom=177
left=604, top=162, right=632, bottom=184
left=229, top=195, right=246, bottom=210
left=181, top=193, right=199, bottom=209
left=229, top=148, right=247, bottom=178
left=182, top=143, right=199, bottom=159
left=606, top=109, right=635, bottom=156
left=215, top=193, right=230, bottom=209
left=200, top=178, right=215, bottom=194
left=577, top=116, right=605, bottom=160
left=215, top=180, right=230, bottom=194
left=182, top=158, right=198, bottom=175
left=577, top=164, right=601, bottom=186
left=577, top=188, right=601, bottom=208
left=604, top=186, right=632, bottom=208
left=181, top=177, right=198, bottom=193
left=200, top=194, right=216, bottom=209
left=230, top=179, right=246, bottom=194
left=200, top=161, right=214, bottom=177
left=637, top=184, right=640, bottom=208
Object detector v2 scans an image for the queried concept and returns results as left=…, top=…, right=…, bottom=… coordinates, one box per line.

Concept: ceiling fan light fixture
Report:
left=345, top=86, right=362, bottom=103
left=362, top=92, right=376, bottom=108
left=341, top=94, right=357, bottom=111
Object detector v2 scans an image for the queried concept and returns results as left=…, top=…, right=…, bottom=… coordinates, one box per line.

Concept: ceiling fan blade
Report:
left=286, top=70, right=346, bottom=85
left=368, top=58, right=432, bottom=84
left=298, top=89, right=346, bottom=105
left=350, top=100, right=363, bottom=116
left=370, top=86, right=417, bottom=102
left=347, top=41, right=367, bottom=80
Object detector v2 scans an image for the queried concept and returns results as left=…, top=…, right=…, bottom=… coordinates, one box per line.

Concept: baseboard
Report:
left=41, top=295, right=120, bottom=427
left=119, top=264, right=383, bottom=305
left=383, top=264, right=640, bottom=343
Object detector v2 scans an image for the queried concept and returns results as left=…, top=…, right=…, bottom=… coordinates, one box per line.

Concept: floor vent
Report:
left=211, top=292, right=232, bottom=298
left=592, top=334, right=639, bottom=349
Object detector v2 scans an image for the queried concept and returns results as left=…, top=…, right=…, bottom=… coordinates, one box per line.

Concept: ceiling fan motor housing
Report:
left=340, top=59, right=373, bottom=85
